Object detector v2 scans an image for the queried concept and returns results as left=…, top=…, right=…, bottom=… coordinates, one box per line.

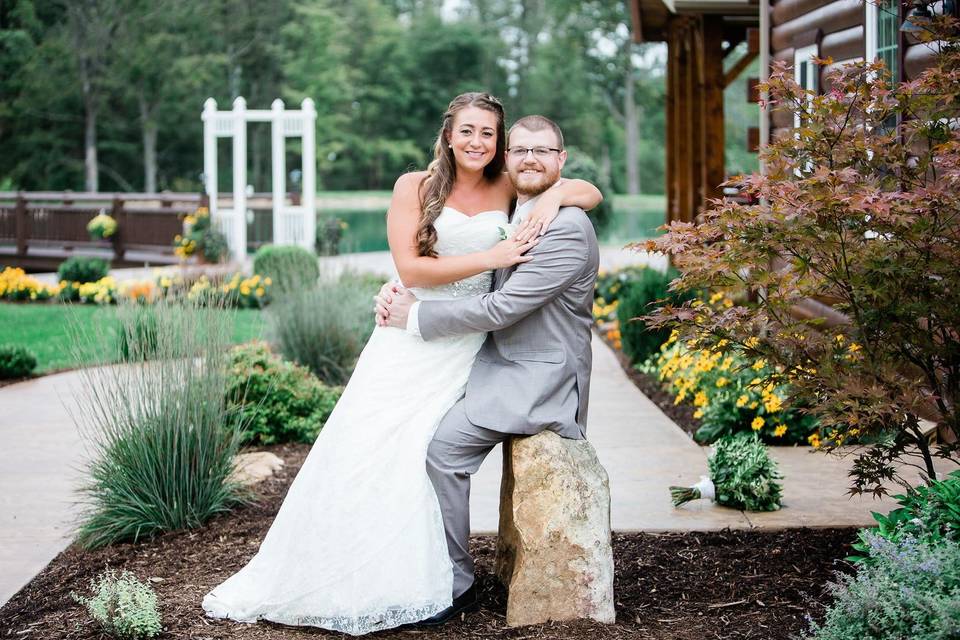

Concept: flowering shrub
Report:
left=226, top=341, right=342, bottom=444
left=0, top=267, right=59, bottom=301
left=641, top=19, right=960, bottom=495
left=72, top=276, right=118, bottom=305
left=173, top=207, right=228, bottom=263
left=161, top=272, right=271, bottom=309
left=86, top=212, right=117, bottom=240
left=655, top=330, right=819, bottom=445
left=593, top=265, right=691, bottom=361
left=71, top=569, right=162, bottom=639
left=804, top=533, right=960, bottom=640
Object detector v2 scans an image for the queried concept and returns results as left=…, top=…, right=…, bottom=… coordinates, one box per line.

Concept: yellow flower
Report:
left=264, top=277, right=272, bottom=286
left=808, top=433, right=821, bottom=448
left=255, top=287, right=265, bottom=297
left=752, top=359, right=767, bottom=371
left=774, top=424, right=787, bottom=437
left=693, top=391, right=708, bottom=407
left=723, top=298, right=734, bottom=308
left=709, top=291, right=724, bottom=304
left=848, top=343, right=861, bottom=352
left=736, top=394, right=749, bottom=408
left=749, top=401, right=759, bottom=410
left=745, top=336, right=760, bottom=349
left=763, top=394, right=783, bottom=413
left=751, top=416, right=765, bottom=431
left=693, top=408, right=704, bottom=419
left=834, top=334, right=845, bottom=345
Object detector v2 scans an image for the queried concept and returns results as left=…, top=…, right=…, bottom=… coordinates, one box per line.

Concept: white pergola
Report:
left=202, top=97, right=317, bottom=260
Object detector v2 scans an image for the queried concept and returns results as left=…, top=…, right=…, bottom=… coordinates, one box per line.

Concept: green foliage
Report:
left=226, top=341, right=341, bottom=445
left=804, top=533, right=960, bottom=640
left=71, top=569, right=162, bottom=639
left=562, top=146, right=613, bottom=233
left=852, top=470, right=960, bottom=563
left=72, top=298, right=251, bottom=549
left=253, top=245, right=320, bottom=296
left=708, top=432, right=783, bottom=511
left=116, top=304, right=160, bottom=362
left=616, top=266, right=691, bottom=365
left=645, top=20, right=960, bottom=495
left=57, top=256, right=110, bottom=285
left=0, top=343, right=37, bottom=378
left=267, top=270, right=379, bottom=385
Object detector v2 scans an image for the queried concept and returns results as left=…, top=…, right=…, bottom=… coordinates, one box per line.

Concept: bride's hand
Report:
left=374, top=281, right=403, bottom=327
left=485, top=236, right=540, bottom=270
left=513, top=183, right=565, bottom=243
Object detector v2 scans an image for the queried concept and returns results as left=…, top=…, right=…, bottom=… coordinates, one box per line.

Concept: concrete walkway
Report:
left=2, top=247, right=943, bottom=607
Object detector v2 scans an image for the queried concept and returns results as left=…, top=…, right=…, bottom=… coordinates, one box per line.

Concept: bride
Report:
left=201, top=92, right=601, bottom=635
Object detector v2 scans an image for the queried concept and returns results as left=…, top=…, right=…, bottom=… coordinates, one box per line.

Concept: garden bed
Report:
left=0, top=442, right=854, bottom=639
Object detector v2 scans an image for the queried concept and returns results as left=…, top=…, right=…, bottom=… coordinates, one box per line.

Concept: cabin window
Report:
left=865, top=0, right=900, bottom=83
left=793, top=44, right=820, bottom=129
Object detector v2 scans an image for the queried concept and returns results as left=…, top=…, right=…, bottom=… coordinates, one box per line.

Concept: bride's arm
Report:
left=387, top=172, right=537, bottom=289
left=512, top=178, right=603, bottom=242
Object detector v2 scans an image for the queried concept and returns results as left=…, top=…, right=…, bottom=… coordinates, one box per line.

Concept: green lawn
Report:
left=1, top=303, right=265, bottom=373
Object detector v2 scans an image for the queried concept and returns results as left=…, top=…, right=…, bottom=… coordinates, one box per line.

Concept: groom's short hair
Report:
left=508, top=115, right=564, bottom=149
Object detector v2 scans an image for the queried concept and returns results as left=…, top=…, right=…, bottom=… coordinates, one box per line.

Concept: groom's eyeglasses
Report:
left=507, top=146, right=562, bottom=159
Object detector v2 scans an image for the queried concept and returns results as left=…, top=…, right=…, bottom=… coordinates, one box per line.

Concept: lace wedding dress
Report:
left=202, top=207, right=508, bottom=635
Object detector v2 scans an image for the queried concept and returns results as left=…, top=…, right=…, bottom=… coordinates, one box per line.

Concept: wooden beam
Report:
left=702, top=16, right=726, bottom=208
left=724, top=49, right=759, bottom=88
left=747, top=76, right=760, bottom=103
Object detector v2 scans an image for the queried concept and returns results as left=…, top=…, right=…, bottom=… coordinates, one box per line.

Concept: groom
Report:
left=378, top=115, right=600, bottom=624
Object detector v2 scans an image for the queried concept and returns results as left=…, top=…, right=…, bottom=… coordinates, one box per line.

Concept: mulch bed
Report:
left=1, top=442, right=854, bottom=640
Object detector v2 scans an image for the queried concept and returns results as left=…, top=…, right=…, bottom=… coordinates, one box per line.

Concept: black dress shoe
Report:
left=415, top=584, right=479, bottom=626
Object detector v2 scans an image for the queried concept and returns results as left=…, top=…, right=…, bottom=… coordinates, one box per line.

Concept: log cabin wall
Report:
left=768, top=0, right=949, bottom=141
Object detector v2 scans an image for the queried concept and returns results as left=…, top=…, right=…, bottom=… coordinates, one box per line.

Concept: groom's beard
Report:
left=509, top=162, right=560, bottom=197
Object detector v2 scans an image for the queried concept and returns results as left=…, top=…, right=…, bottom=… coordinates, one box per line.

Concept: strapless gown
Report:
left=202, top=207, right=508, bottom=635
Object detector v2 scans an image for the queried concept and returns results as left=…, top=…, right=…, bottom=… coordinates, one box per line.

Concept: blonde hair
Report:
left=416, top=92, right=506, bottom=257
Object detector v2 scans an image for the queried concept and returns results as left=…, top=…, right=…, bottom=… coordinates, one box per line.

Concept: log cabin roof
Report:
left=631, top=0, right=759, bottom=42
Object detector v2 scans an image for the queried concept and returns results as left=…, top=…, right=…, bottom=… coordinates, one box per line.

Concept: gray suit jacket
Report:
left=417, top=206, right=600, bottom=439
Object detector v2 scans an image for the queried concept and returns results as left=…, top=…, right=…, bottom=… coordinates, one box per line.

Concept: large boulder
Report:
left=495, top=431, right=615, bottom=627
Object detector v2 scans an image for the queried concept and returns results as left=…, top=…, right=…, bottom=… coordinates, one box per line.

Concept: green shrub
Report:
left=618, top=266, right=691, bottom=365
left=58, top=256, right=110, bottom=285
left=71, top=569, right=162, bottom=639
left=267, top=270, right=378, bottom=385
left=805, top=533, right=960, bottom=640
left=227, top=341, right=341, bottom=444
left=71, top=298, right=251, bottom=548
left=253, top=245, right=320, bottom=296
left=851, top=470, right=960, bottom=563
left=562, top=146, right=613, bottom=234
left=0, top=344, right=37, bottom=378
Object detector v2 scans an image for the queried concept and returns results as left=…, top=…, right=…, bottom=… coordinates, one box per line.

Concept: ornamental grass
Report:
left=70, top=296, right=252, bottom=549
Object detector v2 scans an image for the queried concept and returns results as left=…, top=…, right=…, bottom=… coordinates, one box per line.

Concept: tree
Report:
left=642, top=20, right=960, bottom=495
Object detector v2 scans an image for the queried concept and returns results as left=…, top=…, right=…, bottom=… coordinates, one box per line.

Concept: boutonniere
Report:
left=497, top=223, right=519, bottom=241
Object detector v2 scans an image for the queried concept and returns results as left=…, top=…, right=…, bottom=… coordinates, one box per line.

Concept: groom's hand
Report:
left=374, top=282, right=404, bottom=327
left=384, top=288, right=418, bottom=329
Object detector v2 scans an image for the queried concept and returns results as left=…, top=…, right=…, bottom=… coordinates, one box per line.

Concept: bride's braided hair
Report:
left=416, top=92, right=505, bottom=257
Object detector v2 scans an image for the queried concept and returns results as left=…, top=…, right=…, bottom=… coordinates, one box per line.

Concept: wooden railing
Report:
left=0, top=192, right=207, bottom=271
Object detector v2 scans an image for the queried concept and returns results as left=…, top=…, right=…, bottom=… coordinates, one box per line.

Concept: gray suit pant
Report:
left=426, top=398, right=510, bottom=598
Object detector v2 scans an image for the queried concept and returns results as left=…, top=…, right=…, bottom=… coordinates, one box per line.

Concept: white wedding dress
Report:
left=202, top=207, right=508, bottom=635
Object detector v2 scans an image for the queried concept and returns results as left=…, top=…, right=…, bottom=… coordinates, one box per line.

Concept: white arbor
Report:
left=202, top=97, right=317, bottom=261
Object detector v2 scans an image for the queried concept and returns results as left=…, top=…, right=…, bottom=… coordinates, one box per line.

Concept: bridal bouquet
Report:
left=670, top=432, right=783, bottom=511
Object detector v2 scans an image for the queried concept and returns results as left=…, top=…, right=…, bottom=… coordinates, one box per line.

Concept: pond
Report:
left=314, top=195, right=667, bottom=254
